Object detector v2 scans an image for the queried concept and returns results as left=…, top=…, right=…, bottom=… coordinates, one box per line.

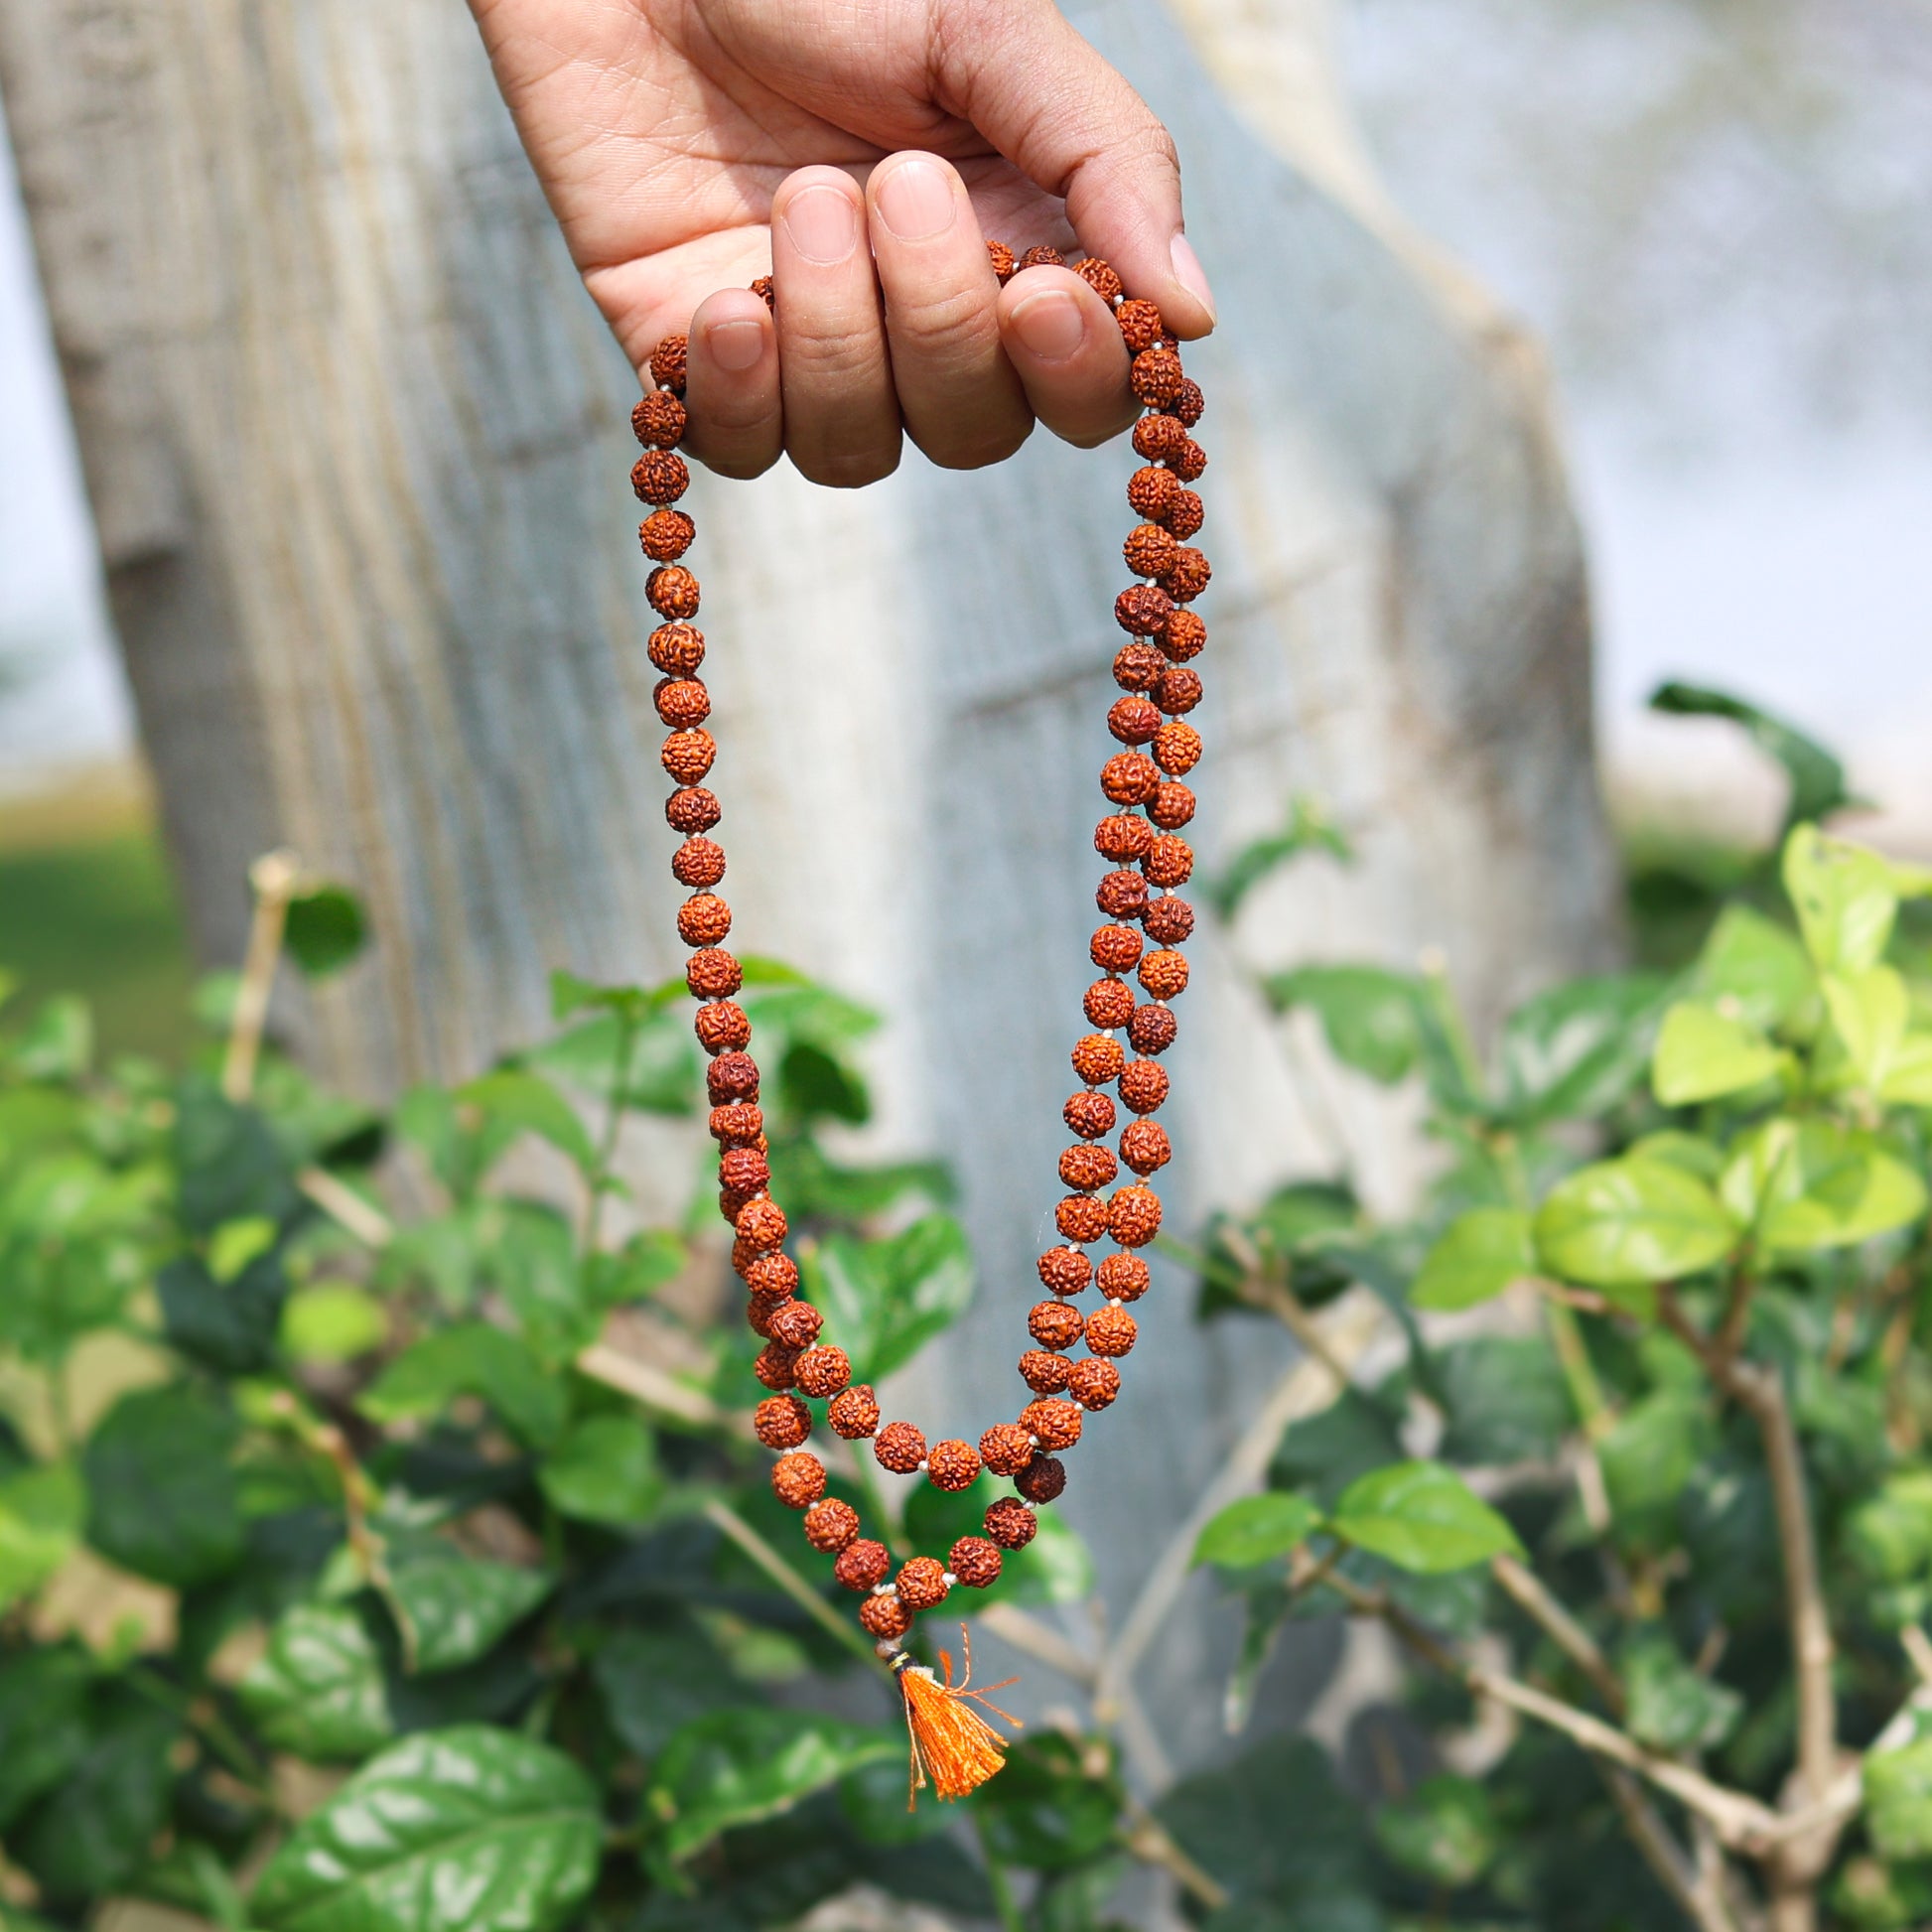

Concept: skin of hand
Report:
left=467, top=0, right=1216, bottom=484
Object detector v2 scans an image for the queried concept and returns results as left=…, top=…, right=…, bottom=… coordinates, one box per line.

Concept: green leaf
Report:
left=1651, top=1002, right=1785, bottom=1106
left=801, top=1214, right=973, bottom=1385
left=1722, top=1118, right=1928, bottom=1253
left=250, top=1725, right=601, bottom=1932
left=1649, top=682, right=1853, bottom=830
left=1262, top=966, right=1423, bottom=1084
left=1411, top=1208, right=1534, bottom=1311
left=1372, top=1774, right=1498, bottom=1889
left=537, top=1416, right=663, bottom=1527
left=453, top=1070, right=597, bottom=1173
left=10, top=997, right=92, bottom=1082
left=1599, top=1392, right=1710, bottom=1541
left=972, top=1731, right=1125, bottom=1873
left=902, top=1476, right=1095, bottom=1608
left=1207, top=796, right=1353, bottom=920
left=285, top=885, right=368, bottom=978
left=1823, top=967, right=1912, bottom=1092
left=0, top=1462, right=85, bottom=1609
left=1498, top=974, right=1667, bottom=1124
left=359, top=1323, right=566, bottom=1449
left=1866, top=1733, right=1932, bottom=1862
left=1621, top=1632, right=1742, bottom=1753
left=83, top=1385, right=242, bottom=1588
left=1625, top=1130, right=1726, bottom=1179
left=240, top=1603, right=394, bottom=1760
left=1848, top=1469, right=1932, bottom=1586
left=0, top=1647, right=91, bottom=1830
left=282, top=1283, right=389, bottom=1364
left=207, top=1213, right=279, bottom=1283
left=1783, top=824, right=1898, bottom=974
left=527, top=1012, right=697, bottom=1119
left=645, top=1709, right=897, bottom=1863
left=477, top=1199, right=590, bottom=1361
left=1534, top=1159, right=1736, bottom=1293
left=592, top=1623, right=739, bottom=1760
left=1436, top=1335, right=1572, bottom=1465
left=1694, top=904, right=1817, bottom=1033
left=1330, top=1461, right=1521, bottom=1574
left=1192, top=1493, right=1322, bottom=1570
left=381, top=1540, right=555, bottom=1675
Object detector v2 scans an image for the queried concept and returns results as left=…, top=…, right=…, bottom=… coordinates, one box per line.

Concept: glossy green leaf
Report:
left=207, top=1214, right=277, bottom=1283
left=0, top=1646, right=91, bottom=1830
left=1498, top=974, right=1666, bottom=1124
left=240, top=1603, right=393, bottom=1760
left=1866, top=1732, right=1932, bottom=1862
left=282, top=1283, right=389, bottom=1364
left=285, top=885, right=368, bottom=978
left=1330, top=1461, right=1521, bottom=1574
left=1621, top=1632, right=1742, bottom=1753
left=1650, top=682, right=1853, bottom=830
left=381, top=1540, right=555, bottom=1675
left=972, top=1731, right=1125, bottom=1873
left=1372, top=1774, right=1498, bottom=1888
left=1599, top=1392, right=1710, bottom=1541
left=250, top=1725, right=600, bottom=1932
left=1192, top=1493, right=1322, bottom=1570
left=359, top=1322, right=566, bottom=1449
left=1437, top=1335, right=1572, bottom=1465
left=592, top=1623, right=738, bottom=1760
left=83, top=1384, right=242, bottom=1587
left=1625, top=1130, right=1725, bottom=1179
left=537, top=1416, right=663, bottom=1527
left=0, top=1462, right=84, bottom=1609
left=800, top=1214, right=973, bottom=1384
left=1848, top=1470, right=1932, bottom=1586
left=1823, top=967, right=1912, bottom=1092
left=1535, top=1159, right=1735, bottom=1291
left=1262, top=966, right=1423, bottom=1084
left=453, top=1070, right=597, bottom=1173
left=1693, top=903, right=1816, bottom=1032
left=1783, top=824, right=1897, bottom=974
left=1411, top=1207, right=1534, bottom=1311
left=1651, top=1001, right=1784, bottom=1106
left=1722, top=1118, right=1928, bottom=1253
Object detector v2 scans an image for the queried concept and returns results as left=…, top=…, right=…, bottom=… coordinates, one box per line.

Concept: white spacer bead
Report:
left=942, top=1573, right=958, bottom=1588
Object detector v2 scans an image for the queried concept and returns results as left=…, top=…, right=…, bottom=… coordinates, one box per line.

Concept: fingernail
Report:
left=875, top=158, right=957, bottom=242
left=1010, top=287, right=1086, bottom=361
left=1170, top=232, right=1216, bottom=323
left=705, top=316, right=765, bottom=373
left=783, top=185, right=860, bottom=265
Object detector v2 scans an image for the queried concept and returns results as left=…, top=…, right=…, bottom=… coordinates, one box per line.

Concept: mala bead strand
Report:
left=627, top=247, right=1208, bottom=1694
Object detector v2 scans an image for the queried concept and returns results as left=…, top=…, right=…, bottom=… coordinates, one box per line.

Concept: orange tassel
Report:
left=894, top=1626, right=1022, bottom=1808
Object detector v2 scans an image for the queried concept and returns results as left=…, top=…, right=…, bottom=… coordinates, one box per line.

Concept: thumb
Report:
left=937, top=0, right=1216, bottom=338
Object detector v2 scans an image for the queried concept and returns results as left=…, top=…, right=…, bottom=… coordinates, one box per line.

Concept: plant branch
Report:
left=221, top=849, right=301, bottom=1104
left=1603, top=1765, right=1745, bottom=1932
left=298, top=1166, right=396, bottom=1247
left=1491, top=1552, right=1625, bottom=1715
left=701, top=1497, right=881, bottom=1670
left=1120, top=1796, right=1231, bottom=1914
left=578, top=1338, right=756, bottom=1439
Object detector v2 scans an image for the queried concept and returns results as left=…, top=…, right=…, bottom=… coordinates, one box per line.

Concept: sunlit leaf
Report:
left=1651, top=1001, right=1785, bottom=1106
left=1192, top=1493, right=1322, bottom=1570
left=1411, top=1208, right=1534, bottom=1311
left=1535, top=1159, right=1736, bottom=1292
left=1330, top=1461, right=1521, bottom=1573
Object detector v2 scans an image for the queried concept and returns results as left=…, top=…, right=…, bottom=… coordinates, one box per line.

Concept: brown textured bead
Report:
left=696, top=1001, right=752, bottom=1053
left=673, top=836, right=727, bottom=888
left=794, top=1344, right=852, bottom=1399
left=1071, top=1033, right=1127, bottom=1085
left=949, top=1535, right=1004, bottom=1587
left=648, top=621, right=706, bottom=675
left=1095, top=869, right=1149, bottom=920
left=744, top=1252, right=796, bottom=1298
left=1124, top=522, right=1178, bottom=579
left=836, top=1539, right=892, bottom=1590
left=1112, top=642, right=1167, bottom=693
left=1120, top=1120, right=1173, bottom=1174
left=666, top=787, right=722, bottom=835
left=632, top=391, right=688, bottom=448
left=1129, top=1003, right=1179, bottom=1056
left=1138, top=950, right=1189, bottom=1000
left=925, top=1440, right=982, bottom=1492
left=1167, top=437, right=1207, bottom=483
left=1117, top=299, right=1164, bottom=352
left=751, top=274, right=775, bottom=309
left=860, top=1593, right=913, bottom=1641
left=1107, top=696, right=1161, bottom=747
left=1022, top=1399, right=1083, bottom=1450
left=1099, top=1253, right=1152, bottom=1302
left=1144, top=895, right=1196, bottom=945
left=770, top=1451, right=825, bottom=1508
left=1119, top=1057, right=1171, bottom=1114
left=1074, top=257, right=1124, bottom=303
left=662, top=729, right=717, bottom=785
left=1162, top=610, right=1207, bottom=662
left=711, top=1101, right=763, bottom=1144
left=1162, top=489, right=1205, bottom=541
left=647, top=565, right=701, bottom=619
left=1152, top=721, right=1203, bottom=775
left=1015, top=1454, right=1068, bottom=1504
left=1058, top=1142, right=1119, bottom=1191
left=1055, top=1193, right=1110, bottom=1243
left=1101, top=753, right=1160, bottom=805
left=754, top=1342, right=799, bottom=1390
left=804, top=1498, right=860, bottom=1554
left=1029, top=1300, right=1085, bottom=1349
left=719, top=1185, right=758, bottom=1222
left=1144, top=835, right=1194, bottom=889
left=707, top=1049, right=759, bottom=1104
left=1132, top=346, right=1186, bottom=407
left=1018, top=244, right=1065, bottom=270
left=686, top=947, right=743, bottom=999
left=719, top=1145, right=770, bottom=1195
left=986, top=238, right=1017, bottom=282
left=1087, top=1304, right=1140, bottom=1357
left=1095, top=813, right=1155, bottom=863
left=897, top=1557, right=950, bottom=1611
left=1114, top=583, right=1173, bottom=638
left=1083, top=977, right=1136, bottom=1030
left=1064, top=1090, right=1118, bottom=1141
left=1108, top=1185, right=1164, bottom=1248
left=649, top=335, right=689, bottom=394
left=639, top=508, right=697, bottom=561
left=875, top=1421, right=927, bottom=1473
left=746, top=1294, right=780, bottom=1339
left=679, top=893, right=733, bottom=947
left=985, top=1497, right=1039, bottom=1549
left=1068, top=1358, right=1123, bottom=1410
left=766, top=1300, right=822, bottom=1350
left=1133, top=413, right=1187, bottom=462
left=1019, top=1348, right=1072, bottom=1394
left=632, top=449, right=690, bottom=505
left=1156, top=667, right=1203, bottom=717
left=1162, top=548, right=1212, bottom=602
left=1089, top=925, right=1144, bottom=974
left=655, top=676, right=710, bottom=730
left=1149, top=782, right=1195, bottom=830
left=1128, top=465, right=1179, bottom=520
left=829, top=1384, right=882, bottom=1439
left=755, top=1395, right=811, bottom=1449
left=735, top=1197, right=787, bottom=1251
left=1037, top=1246, right=1093, bottom=1295
left=1175, top=377, right=1205, bottom=428
left=979, top=1424, right=1036, bottom=1477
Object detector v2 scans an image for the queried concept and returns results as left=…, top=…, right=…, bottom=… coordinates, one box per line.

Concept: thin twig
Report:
left=1603, top=1766, right=1744, bottom=1932
left=702, top=1497, right=881, bottom=1671
left=299, top=1166, right=395, bottom=1247
left=1120, top=1797, right=1231, bottom=1913
left=221, top=849, right=301, bottom=1104
left=1491, top=1552, right=1625, bottom=1715
left=578, top=1338, right=755, bottom=1438
left=978, top=1603, right=1100, bottom=1688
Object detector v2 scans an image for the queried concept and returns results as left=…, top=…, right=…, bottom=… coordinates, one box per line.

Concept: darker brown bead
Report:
left=1087, top=1304, right=1140, bottom=1356
left=1175, top=378, right=1205, bottom=428
left=744, top=1252, right=796, bottom=1299
left=632, top=391, right=688, bottom=448
left=1056, top=1193, right=1110, bottom=1243
left=860, top=1593, right=913, bottom=1641
left=1058, top=1142, right=1119, bottom=1191
left=836, top=1539, right=892, bottom=1590
left=655, top=678, right=709, bottom=732
left=719, top=1145, right=770, bottom=1195
left=829, top=1384, right=882, bottom=1440
left=1089, top=925, right=1144, bottom=974
left=648, top=621, right=706, bottom=675
left=1083, top=977, right=1136, bottom=1030
left=1144, top=835, right=1194, bottom=889
left=1117, top=299, right=1165, bottom=353
left=1144, top=895, right=1196, bottom=945
left=1029, top=1301, right=1086, bottom=1350
left=1107, top=697, right=1162, bottom=747
left=1156, top=667, right=1203, bottom=717
left=1015, top=1455, right=1067, bottom=1504
left=1128, top=1003, right=1178, bottom=1056
left=1138, top=950, right=1188, bottom=1000
left=754, top=1342, right=799, bottom=1390
left=979, top=1424, right=1036, bottom=1477
left=949, top=1535, right=1004, bottom=1588
left=679, top=893, right=733, bottom=947
left=1068, top=1358, right=1123, bottom=1411
left=1114, top=583, right=1173, bottom=637
left=897, top=1557, right=950, bottom=1611
left=735, top=1197, right=787, bottom=1251
left=639, top=508, right=697, bottom=560
left=719, top=1185, right=758, bottom=1223
left=632, top=449, right=690, bottom=506
left=666, top=787, right=722, bottom=835
left=1022, top=1399, right=1083, bottom=1450
left=1162, top=489, right=1205, bottom=541
left=1064, top=1089, right=1118, bottom=1139
left=770, top=1451, right=825, bottom=1508
left=1037, top=1246, right=1093, bottom=1295
left=765, top=1300, right=821, bottom=1350
left=804, top=1498, right=861, bottom=1554
left=1071, top=1034, right=1127, bottom=1086
left=1152, top=721, right=1203, bottom=775
left=874, top=1421, right=927, bottom=1473
left=746, top=1295, right=780, bottom=1339
left=647, top=565, right=701, bottom=619
left=710, top=1101, right=763, bottom=1144
left=1167, top=437, right=1207, bottom=483
left=1019, top=1348, right=1072, bottom=1394
left=1074, top=257, right=1124, bottom=303
left=696, top=1001, right=752, bottom=1053
left=1133, top=414, right=1187, bottom=462
left=662, top=729, right=717, bottom=786
left=674, top=835, right=728, bottom=887
left=1124, top=522, right=1178, bottom=579
left=1162, top=610, right=1207, bottom=662
left=1101, top=753, right=1161, bottom=805
left=686, top=946, right=743, bottom=999
left=1112, top=642, right=1167, bottom=693
left=1128, top=465, right=1179, bottom=520
left=985, top=1497, right=1038, bottom=1549
left=1018, top=244, right=1065, bottom=270
left=755, top=1395, right=811, bottom=1449
left=707, top=1049, right=759, bottom=1105
left=925, top=1440, right=982, bottom=1493
left=649, top=335, right=689, bottom=394
left=1149, top=782, right=1195, bottom=830
left=1161, top=548, right=1212, bottom=603
left=1095, top=813, right=1155, bottom=864
left=1095, top=869, right=1149, bottom=920
left=986, top=238, right=1017, bottom=282
left=1132, top=346, right=1186, bottom=407
left=1118, top=1057, right=1171, bottom=1115
left=794, top=1344, right=852, bottom=1399
left=751, top=275, right=775, bottom=309
left=1109, top=1185, right=1163, bottom=1249
left=1098, top=1253, right=1152, bottom=1302
left=1120, top=1120, right=1173, bottom=1175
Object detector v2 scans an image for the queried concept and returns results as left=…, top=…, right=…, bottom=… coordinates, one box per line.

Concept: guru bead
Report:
left=770, top=1451, right=826, bottom=1508
left=829, top=1384, right=882, bottom=1439
left=925, top=1439, right=982, bottom=1491
left=1019, top=1348, right=1072, bottom=1394
left=1021, top=1399, right=1083, bottom=1451
left=1082, top=975, right=1136, bottom=1029
left=632, top=391, right=687, bottom=447
left=1029, top=1301, right=1086, bottom=1349
left=794, top=1344, right=853, bottom=1399
left=949, top=1535, right=1004, bottom=1587
left=1098, top=1253, right=1152, bottom=1302
left=875, top=1421, right=927, bottom=1473
left=978, top=1424, right=1036, bottom=1477
left=678, top=893, right=732, bottom=945
left=1068, top=1359, right=1123, bottom=1410
left=648, top=621, right=706, bottom=674
left=1036, top=1246, right=1093, bottom=1294
left=1120, top=1120, right=1173, bottom=1174
left=804, top=1498, right=861, bottom=1553
left=984, top=1497, right=1039, bottom=1549
left=860, top=1593, right=913, bottom=1640
left=897, top=1557, right=950, bottom=1611
left=836, top=1539, right=892, bottom=1589
left=1015, top=1454, right=1068, bottom=1503
left=755, top=1394, right=812, bottom=1448
left=1086, top=1305, right=1140, bottom=1356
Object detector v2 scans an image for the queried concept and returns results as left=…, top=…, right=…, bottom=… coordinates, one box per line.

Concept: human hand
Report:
left=468, top=0, right=1215, bottom=484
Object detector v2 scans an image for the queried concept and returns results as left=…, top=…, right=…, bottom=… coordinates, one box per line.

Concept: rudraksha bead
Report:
left=1083, top=976, right=1136, bottom=1030
left=710, top=1101, right=763, bottom=1144
left=1071, top=1034, right=1127, bottom=1086
left=1087, top=1305, right=1140, bottom=1356
left=1065, top=1089, right=1117, bottom=1139
left=719, top=1145, right=770, bottom=1194
left=986, top=238, right=1016, bottom=281
left=860, top=1593, right=912, bottom=1640
left=804, top=1498, right=861, bottom=1554
left=1019, top=1349, right=1071, bottom=1394
left=1162, top=548, right=1211, bottom=602
left=686, top=946, right=742, bottom=998
left=1128, top=465, right=1179, bottom=520
left=1144, top=835, right=1194, bottom=889
left=1156, top=667, right=1203, bottom=716
left=1068, top=1358, right=1122, bottom=1410
left=1131, top=346, right=1186, bottom=406
left=1018, top=244, right=1065, bottom=270
left=1029, top=1300, right=1086, bottom=1349
left=766, top=1300, right=822, bottom=1349
left=1129, top=1003, right=1178, bottom=1057
left=1107, top=697, right=1161, bottom=747
left=1022, top=1399, right=1083, bottom=1451
left=1119, top=1058, right=1171, bottom=1114
left=1162, top=610, right=1207, bottom=661
left=648, top=621, right=706, bottom=675
left=647, top=565, right=701, bottom=618
left=1112, top=642, right=1167, bottom=694
left=679, top=893, right=733, bottom=946
left=704, top=1046, right=759, bottom=1102
left=720, top=1185, right=758, bottom=1221
left=673, top=836, right=727, bottom=888
left=649, top=334, right=688, bottom=393
left=836, top=1539, right=892, bottom=1590
left=746, top=1295, right=780, bottom=1339
left=1095, top=813, right=1155, bottom=863
left=1144, top=895, right=1196, bottom=945
left=1162, top=489, right=1205, bottom=541
left=1095, top=869, right=1149, bottom=919
left=1056, top=1193, right=1110, bottom=1243
left=1015, top=1454, right=1068, bottom=1504
left=1098, top=1253, right=1151, bottom=1302
left=639, top=508, right=697, bottom=561
left=794, top=1344, right=853, bottom=1399
left=771, top=1451, right=826, bottom=1509
left=1167, top=436, right=1207, bottom=483
left=1153, top=721, right=1203, bottom=775
left=1116, top=299, right=1164, bottom=352
left=1101, top=753, right=1161, bottom=805
left=926, top=1440, right=982, bottom=1492
left=1120, top=1120, right=1173, bottom=1174
left=1059, top=1143, right=1118, bottom=1191
left=756, top=1395, right=812, bottom=1449
left=875, top=1421, right=927, bottom=1473
left=655, top=678, right=711, bottom=730
left=735, top=1197, right=787, bottom=1251
left=743, top=1251, right=795, bottom=1297
left=1114, top=584, right=1173, bottom=637
left=1123, top=522, right=1177, bottom=579
left=1074, top=257, right=1124, bottom=303
left=632, top=391, right=687, bottom=448
left=666, top=787, right=722, bottom=837
left=632, top=450, right=690, bottom=505
left=949, top=1536, right=1004, bottom=1587
left=984, top=1497, right=1038, bottom=1549
left=754, top=1342, right=799, bottom=1390
left=1150, top=782, right=1196, bottom=829
left=1133, top=413, right=1187, bottom=462
left=751, top=275, right=775, bottom=308
left=897, top=1556, right=950, bottom=1611
left=979, top=1424, right=1036, bottom=1477
left=829, top=1384, right=882, bottom=1439
left=1089, top=923, right=1144, bottom=974
left=1037, top=1246, right=1093, bottom=1295
left=1175, top=377, right=1205, bottom=427
left=1138, top=949, right=1188, bottom=1000
left=662, top=730, right=717, bottom=785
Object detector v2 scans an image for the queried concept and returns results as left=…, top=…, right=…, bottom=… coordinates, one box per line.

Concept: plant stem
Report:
left=128, top=1666, right=270, bottom=1796
left=972, top=1811, right=1027, bottom=1932
left=221, top=849, right=301, bottom=1104
left=701, top=1497, right=881, bottom=1671
left=1120, top=1796, right=1231, bottom=1913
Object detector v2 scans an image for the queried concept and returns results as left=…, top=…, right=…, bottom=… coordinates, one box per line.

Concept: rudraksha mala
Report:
left=626, top=243, right=1208, bottom=1800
